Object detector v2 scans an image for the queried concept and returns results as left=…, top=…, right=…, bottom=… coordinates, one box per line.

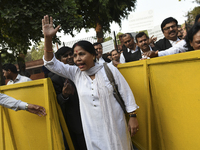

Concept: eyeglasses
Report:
left=163, top=25, right=177, bottom=31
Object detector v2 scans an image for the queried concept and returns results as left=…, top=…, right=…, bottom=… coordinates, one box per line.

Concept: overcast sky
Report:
left=57, top=0, right=198, bottom=43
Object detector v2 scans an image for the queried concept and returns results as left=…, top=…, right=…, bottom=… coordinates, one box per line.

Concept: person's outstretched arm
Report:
left=42, top=15, right=60, bottom=61
left=0, top=93, right=46, bottom=116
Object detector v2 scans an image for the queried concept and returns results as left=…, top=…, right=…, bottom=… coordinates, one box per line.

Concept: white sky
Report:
left=57, top=0, right=198, bottom=43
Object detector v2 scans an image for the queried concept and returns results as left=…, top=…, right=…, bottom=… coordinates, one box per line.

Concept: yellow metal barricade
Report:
left=118, top=50, right=200, bottom=150
left=0, top=78, right=74, bottom=150
left=1, top=50, right=200, bottom=150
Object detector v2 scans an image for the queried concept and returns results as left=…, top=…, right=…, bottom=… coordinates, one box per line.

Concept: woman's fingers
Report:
left=55, top=25, right=61, bottom=32
left=50, top=16, right=53, bottom=26
left=44, top=15, right=49, bottom=25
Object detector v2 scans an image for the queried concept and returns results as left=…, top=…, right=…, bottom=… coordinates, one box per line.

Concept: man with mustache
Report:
left=154, top=17, right=180, bottom=51
left=135, top=32, right=153, bottom=58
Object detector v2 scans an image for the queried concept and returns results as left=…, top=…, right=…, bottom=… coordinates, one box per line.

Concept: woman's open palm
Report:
left=42, top=15, right=60, bottom=38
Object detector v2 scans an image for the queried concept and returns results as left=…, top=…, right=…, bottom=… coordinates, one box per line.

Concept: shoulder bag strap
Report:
left=103, top=63, right=126, bottom=113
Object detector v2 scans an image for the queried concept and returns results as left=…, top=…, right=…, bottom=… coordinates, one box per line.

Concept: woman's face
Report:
left=73, top=46, right=95, bottom=71
left=190, top=30, right=200, bottom=50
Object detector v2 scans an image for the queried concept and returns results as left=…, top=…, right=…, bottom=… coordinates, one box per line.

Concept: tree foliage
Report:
left=75, top=0, right=137, bottom=42
left=25, top=41, right=54, bottom=61
left=186, top=0, right=200, bottom=25
left=27, top=42, right=45, bottom=61
left=0, top=0, right=137, bottom=61
left=104, top=36, right=112, bottom=42
left=0, top=0, right=83, bottom=63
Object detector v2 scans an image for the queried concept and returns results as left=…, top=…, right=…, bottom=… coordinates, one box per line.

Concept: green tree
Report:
left=0, top=0, right=83, bottom=64
left=30, top=42, right=45, bottom=61
left=26, top=41, right=55, bottom=61
left=0, top=0, right=83, bottom=85
left=185, top=0, right=200, bottom=25
left=75, top=0, right=137, bottom=43
left=116, top=32, right=124, bottom=45
left=104, top=36, right=112, bottom=42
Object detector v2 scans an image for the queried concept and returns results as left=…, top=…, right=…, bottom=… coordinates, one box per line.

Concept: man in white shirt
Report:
left=0, top=93, right=46, bottom=116
left=120, top=33, right=140, bottom=63
left=2, top=63, right=32, bottom=85
left=154, top=17, right=180, bottom=51
left=93, top=42, right=105, bottom=63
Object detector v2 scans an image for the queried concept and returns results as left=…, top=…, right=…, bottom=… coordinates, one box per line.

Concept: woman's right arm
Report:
left=42, top=15, right=77, bottom=80
left=42, top=15, right=60, bottom=61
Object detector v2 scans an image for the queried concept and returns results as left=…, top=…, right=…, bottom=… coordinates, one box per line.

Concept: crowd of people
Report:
left=94, top=15, right=200, bottom=64
left=1, top=13, right=200, bottom=150
left=42, top=14, right=199, bottom=150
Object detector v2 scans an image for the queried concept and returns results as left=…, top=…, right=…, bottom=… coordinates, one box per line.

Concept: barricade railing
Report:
left=1, top=50, right=200, bottom=150
left=118, top=50, right=200, bottom=150
left=0, top=78, right=74, bottom=150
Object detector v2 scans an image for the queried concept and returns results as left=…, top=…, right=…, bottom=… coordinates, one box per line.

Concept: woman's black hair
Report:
left=185, top=22, right=200, bottom=51
left=72, top=40, right=97, bottom=62
left=195, top=14, right=200, bottom=24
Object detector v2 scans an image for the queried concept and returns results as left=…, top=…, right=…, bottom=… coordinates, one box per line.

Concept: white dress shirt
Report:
left=96, top=57, right=105, bottom=64
left=43, top=55, right=138, bottom=150
left=169, top=38, right=180, bottom=46
left=0, top=93, right=27, bottom=110
left=158, top=40, right=187, bottom=57
left=120, top=47, right=139, bottom=64
left=7, top=74, right=32, bottom=85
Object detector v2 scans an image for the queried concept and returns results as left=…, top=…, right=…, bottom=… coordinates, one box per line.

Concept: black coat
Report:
left=48, top=72, right=83, bottom=134
left=123, top=47, right=142, bottom=62
left=154, top=37, right=172, bottom=51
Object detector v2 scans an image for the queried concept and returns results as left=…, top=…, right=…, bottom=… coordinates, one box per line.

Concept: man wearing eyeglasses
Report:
left=154, top=17, right=180, bottom=51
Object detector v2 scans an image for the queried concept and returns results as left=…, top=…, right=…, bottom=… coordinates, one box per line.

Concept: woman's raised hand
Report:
left=42, top=15, right=60, bottom=38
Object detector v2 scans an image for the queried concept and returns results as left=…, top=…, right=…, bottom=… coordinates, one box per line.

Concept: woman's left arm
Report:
left=110, top=64, right=138, bottom=112
left=128, top=111, right=139, bottom=136
left=109, top=64, right=139, bottom=136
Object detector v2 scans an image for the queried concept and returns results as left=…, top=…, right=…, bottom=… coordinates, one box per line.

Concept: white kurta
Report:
left=44, top=56, right=139, bottom=150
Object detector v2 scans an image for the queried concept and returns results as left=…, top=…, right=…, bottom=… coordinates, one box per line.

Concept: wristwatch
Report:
left=129, top=114, right=137, bottom=117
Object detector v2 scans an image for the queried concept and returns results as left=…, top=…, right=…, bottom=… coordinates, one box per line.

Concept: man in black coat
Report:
left=155, top=17, right=180, bottom=51
left=48, top=46, right=87, bottom=150
left=120, top=33, right=141, bottom=63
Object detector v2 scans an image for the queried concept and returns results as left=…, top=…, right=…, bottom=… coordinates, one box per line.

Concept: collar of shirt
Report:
left=13, top=74, right=21, bottom=83
left=169, top=38, right=180, bottom=46
left=7, top=74, right=21, bottom=84
left=127, top=46, right=139, bottom=53
left=96, top=57, right=105, bottom=63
